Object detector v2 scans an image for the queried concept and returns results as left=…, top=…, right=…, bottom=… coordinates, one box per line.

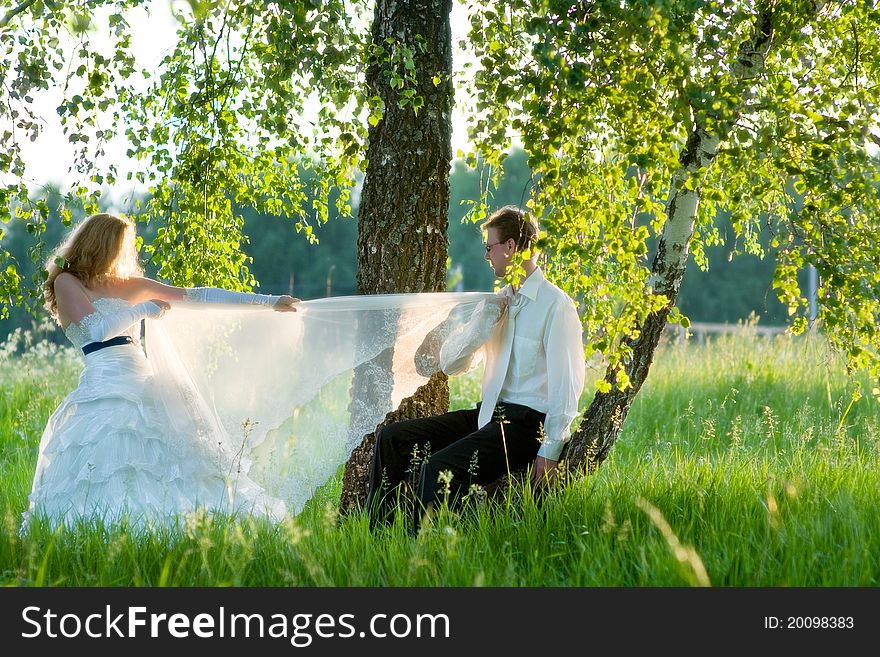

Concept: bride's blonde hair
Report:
left=44, top=213, right=143, bottom=319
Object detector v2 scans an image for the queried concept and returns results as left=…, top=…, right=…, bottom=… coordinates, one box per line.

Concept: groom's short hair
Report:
left=483, top=206, right=538, bottom=251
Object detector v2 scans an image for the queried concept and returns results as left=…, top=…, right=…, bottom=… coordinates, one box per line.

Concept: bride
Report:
left=23, top=212, right=497, bottom=533
left=23, top=212, right=297, bottom=531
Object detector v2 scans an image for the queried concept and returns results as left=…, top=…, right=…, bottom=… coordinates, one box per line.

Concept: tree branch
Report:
left=0, top=0, right=38, bottom=29
left=864, top=129, right=880, bottom=149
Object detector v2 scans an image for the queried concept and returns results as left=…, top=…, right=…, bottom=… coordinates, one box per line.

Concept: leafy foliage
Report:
left=1, top=0, right=372, bottom=309
left=463, top=0, right=880, bottom=394
left=2, top=0, right=879, bottom=397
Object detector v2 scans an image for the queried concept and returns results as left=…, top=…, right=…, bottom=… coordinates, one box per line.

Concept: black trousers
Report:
left=365, top=402, right=546, bottom=529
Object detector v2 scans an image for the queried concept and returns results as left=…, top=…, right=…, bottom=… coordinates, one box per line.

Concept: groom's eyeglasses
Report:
left=485, top=241, right=504, bottom=254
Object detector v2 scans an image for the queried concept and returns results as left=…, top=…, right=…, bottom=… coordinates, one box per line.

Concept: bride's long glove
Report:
left=81, top=301, right=164, bottom=343
left=183, top=287, right=285, bottom=308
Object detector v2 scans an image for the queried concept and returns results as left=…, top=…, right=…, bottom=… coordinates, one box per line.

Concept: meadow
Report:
left=1, top=325, right=878, bottom=586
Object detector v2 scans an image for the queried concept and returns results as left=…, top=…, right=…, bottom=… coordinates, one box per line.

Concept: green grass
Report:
left=2, top=327, right=879, bottom=586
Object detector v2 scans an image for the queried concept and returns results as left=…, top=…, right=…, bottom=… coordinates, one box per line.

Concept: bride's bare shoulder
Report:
left=54, top=271, right=79, bottom=285
left=53, top=272, right=87, bottom=295
left=53, top=274, right=97, bottom=328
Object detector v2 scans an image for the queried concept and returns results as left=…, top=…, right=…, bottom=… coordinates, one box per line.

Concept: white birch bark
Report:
left=566, top=7, right=793, bottom=472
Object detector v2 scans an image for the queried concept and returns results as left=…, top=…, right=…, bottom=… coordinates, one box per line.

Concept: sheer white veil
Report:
left=145, top=292, right=494, bottom=515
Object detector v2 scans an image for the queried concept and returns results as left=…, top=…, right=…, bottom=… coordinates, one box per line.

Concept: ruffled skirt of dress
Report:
left=21, top=344, right=287, bottom=532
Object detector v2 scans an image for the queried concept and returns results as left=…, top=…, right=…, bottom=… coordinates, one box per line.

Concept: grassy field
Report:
left=1, top=326, right=878, bottom=586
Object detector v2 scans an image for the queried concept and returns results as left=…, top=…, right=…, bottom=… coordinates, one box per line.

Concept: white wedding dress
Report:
left=22, top=297, right=287, bottom=531
left=22, top=292, right=495, bottom=532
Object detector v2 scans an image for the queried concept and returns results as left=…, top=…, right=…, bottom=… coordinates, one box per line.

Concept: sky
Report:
left=11, top=1, right=476, bottom=194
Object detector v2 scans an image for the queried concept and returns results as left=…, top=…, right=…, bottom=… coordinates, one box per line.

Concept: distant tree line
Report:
left=0, top=149, right=792, bottom=343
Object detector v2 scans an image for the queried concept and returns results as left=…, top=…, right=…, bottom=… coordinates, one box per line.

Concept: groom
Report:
left=365, top=206, right=586, bottom=530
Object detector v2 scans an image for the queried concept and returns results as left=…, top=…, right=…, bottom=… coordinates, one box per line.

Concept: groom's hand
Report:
left=530, top=456, right=560, bottom=488
left=273, top=295, right=300, bottom=312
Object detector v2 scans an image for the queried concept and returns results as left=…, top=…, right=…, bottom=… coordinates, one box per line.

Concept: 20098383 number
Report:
left=787, top=617, right=854, bottom=629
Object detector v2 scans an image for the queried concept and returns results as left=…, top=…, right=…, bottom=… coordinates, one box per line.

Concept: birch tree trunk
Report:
left=565, top=10, right=779, bottom=473
left=339, top=0, right=453, bottom=514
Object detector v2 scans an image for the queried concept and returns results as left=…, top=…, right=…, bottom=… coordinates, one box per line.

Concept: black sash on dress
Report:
left=82, top=335, right=134, bottom=355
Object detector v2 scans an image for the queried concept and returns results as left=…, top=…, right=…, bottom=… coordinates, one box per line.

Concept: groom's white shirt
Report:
left=440, top=268, right=586, bottom=460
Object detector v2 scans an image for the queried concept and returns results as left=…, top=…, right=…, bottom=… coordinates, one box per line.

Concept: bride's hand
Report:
left=486, top=295, right=509, bottom=319
left=273, top=295, right=300, bottom=312
left=487, top=296, right=509, bottom=311
left=150, top=299, right=171, bottom=318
